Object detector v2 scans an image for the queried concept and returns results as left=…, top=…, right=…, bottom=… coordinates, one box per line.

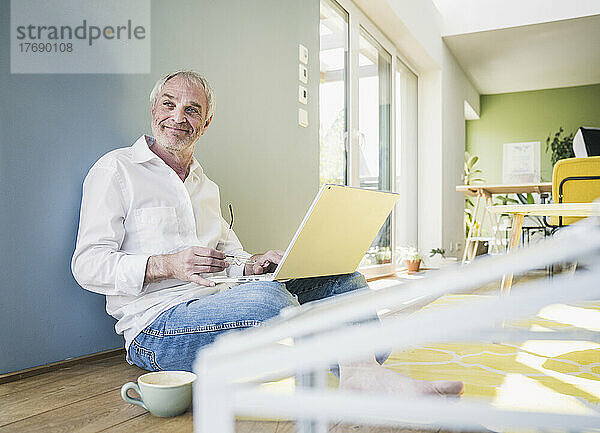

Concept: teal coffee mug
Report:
left=121, top=371, right=196, bottom=417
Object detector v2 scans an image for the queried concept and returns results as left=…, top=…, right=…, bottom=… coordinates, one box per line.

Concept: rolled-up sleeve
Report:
left=72, top=167, right=150, bottom=296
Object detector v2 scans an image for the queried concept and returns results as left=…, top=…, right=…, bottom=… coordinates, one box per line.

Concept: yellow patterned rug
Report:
left=246, top=293, right=600, bottom=428
left=385, top=295, right=600, bottom=417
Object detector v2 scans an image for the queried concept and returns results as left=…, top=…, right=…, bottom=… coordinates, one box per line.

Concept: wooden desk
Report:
left=456, top=183, right=553, bottom=263
left=456, top=183, right=552, bottom=197
left=488, top=203, right=600, bottom=293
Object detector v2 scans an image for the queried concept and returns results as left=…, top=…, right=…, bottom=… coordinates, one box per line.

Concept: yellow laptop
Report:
left=209, top=184, right=399, bottom=283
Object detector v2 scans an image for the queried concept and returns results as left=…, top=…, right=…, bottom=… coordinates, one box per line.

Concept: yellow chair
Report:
left=547, top=156, right=600, bottom=227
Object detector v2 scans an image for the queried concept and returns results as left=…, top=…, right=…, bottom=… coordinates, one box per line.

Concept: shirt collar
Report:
left=131, top=135, right=160, bottom=164
left=189, top=157, right=204, bottom=176
left=132, top=135, right=204, bottom=176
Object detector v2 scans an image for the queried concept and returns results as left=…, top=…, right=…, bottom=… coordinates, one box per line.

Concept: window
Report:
left=395, top=59, right=419, bottom=251
left=358, top=29, right=391, bottom=192
left=319, top=0, right=418, bottom=277
left=319, top=0, right=348, bottom=186
left=357, top=29, right=392, bottom=267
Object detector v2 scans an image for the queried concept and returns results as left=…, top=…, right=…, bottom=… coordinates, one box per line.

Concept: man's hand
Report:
left=145, top=246, right=228, bottom=287
left=244, top=250, right=284, bottom=276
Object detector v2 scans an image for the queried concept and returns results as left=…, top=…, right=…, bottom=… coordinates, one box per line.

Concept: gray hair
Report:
left=149, top=70, right=216, bottom=121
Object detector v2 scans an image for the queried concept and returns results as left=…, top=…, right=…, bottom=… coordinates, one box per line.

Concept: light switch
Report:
left=299, top=64, right=308, bottom=84
left=299, top=44, right=308, bottom=64
left=298, top=108, right=308, bottom=127
left=298, top=85, right=308, bottom=104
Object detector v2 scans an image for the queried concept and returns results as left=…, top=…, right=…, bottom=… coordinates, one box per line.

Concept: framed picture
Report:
left=502, top=141, right=540, bottom=184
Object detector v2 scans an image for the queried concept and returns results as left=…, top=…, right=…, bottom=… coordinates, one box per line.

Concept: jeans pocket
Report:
left=129, top=339, right=163, bottom=372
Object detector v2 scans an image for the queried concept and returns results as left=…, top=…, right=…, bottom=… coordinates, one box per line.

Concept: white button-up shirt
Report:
left=72, top=135, right=249, bottom=357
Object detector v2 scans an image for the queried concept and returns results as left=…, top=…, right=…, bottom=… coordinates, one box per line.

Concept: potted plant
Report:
left=429, top=247, right=459, bottom=268
left=546, top=127, right=575, bottom=166
left=401, top=247, right=422, bottom=274
left=428, top=247, right=444, bottom=268
left=429, top=248, right=445, bottom=259
left=463, top=152, right=485, bottom=238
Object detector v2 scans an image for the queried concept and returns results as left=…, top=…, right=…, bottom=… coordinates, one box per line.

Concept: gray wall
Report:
left=0, top=0, right=319, bottom=374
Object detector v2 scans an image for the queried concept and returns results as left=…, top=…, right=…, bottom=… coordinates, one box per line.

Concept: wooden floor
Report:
left=0, top=353, right=458, bottom=433
left=2, top=267, right=551, bottom=432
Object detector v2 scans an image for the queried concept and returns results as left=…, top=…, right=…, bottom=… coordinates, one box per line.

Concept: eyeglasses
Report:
left=228, top=204, right=234, bottom=230
left=225, top=256, right=259, bottom=266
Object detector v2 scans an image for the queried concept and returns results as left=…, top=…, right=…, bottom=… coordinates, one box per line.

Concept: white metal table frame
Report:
left=194, top=216, right=600, bottom=433
left=456, top=183, right=553, bottom=264
left=488, top=202, right=600, bottom=293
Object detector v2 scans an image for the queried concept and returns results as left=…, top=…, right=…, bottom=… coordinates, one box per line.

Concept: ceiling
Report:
left=443, top=14, right=600, bottom=94
left=431, top=0, right=600, bottom=36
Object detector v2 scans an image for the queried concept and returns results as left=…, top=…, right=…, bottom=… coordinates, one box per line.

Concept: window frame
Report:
left=320, top=0, right=420, bottom=278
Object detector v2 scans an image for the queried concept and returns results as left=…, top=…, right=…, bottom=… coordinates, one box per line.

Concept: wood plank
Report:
left=0, top=356, right=145, bottom=425
left=235, top=420, right=283, bottom=433
left=456, top=183, right=552, bottom=197
left=106, top=415, right=293, bottom=433
left=0, top=388, right=146, bottom=433
left=500, top=213, right=524, bottom=294
left=0, top=349, right=124, bottom=384
left=329, top=424, right=480, bottom=432
left=329, top=423, right=421, bottom=432
left=107, top=418, right=297, bottom=433
left=271, top=421, right=295, bottom=433
left=0, top=355, right=130, bottom=397
left=488, top=202, right=600, bottom=217
left=101, top=410, right=193, bottom=433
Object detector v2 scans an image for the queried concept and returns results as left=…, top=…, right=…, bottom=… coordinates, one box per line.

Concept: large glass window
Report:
left=358, top=29, right=391, bottom=191
left=319, top=0, right=348, bottom=186
left=319, top=0, right=418, bottom=276
left=395, top=59, right=419, bottom=253
left=358, top=29, right=392, bottom=266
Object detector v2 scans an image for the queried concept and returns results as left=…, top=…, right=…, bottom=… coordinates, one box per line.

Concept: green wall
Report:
left=466, top=84, right=600, bottom=183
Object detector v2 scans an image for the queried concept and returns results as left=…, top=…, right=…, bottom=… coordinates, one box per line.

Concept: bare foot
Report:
left=339, top=359, right=464, bottom=397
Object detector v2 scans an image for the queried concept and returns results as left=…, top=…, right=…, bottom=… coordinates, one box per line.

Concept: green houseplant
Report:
left=464, top=152, right=485, bottom=238
left=546, top=127, right=575, bottom=166
left=429, top=248, right=445, bottom=259
left=400, top=246, right=422, bottom=274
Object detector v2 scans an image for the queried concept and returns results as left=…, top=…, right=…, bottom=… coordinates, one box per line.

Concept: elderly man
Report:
left=72, top=70, right=462, bottom=397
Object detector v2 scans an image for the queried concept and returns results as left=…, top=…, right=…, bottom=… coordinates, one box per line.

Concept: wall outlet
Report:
left=298, top=85, right=307, bottom=104
left=299, top=63, right=308, bottom=84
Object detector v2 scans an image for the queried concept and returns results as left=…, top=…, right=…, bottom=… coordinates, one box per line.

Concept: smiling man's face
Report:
left=150, top=75, right=211, bottom=153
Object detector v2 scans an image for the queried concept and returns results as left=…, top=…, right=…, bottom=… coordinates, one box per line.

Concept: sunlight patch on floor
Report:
left=538, top=304, right=600, bottom=332
left=492, top=373, right=597, bottom=415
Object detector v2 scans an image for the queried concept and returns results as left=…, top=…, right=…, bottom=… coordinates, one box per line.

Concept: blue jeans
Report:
left=128, top=272, right=380, bottom=372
